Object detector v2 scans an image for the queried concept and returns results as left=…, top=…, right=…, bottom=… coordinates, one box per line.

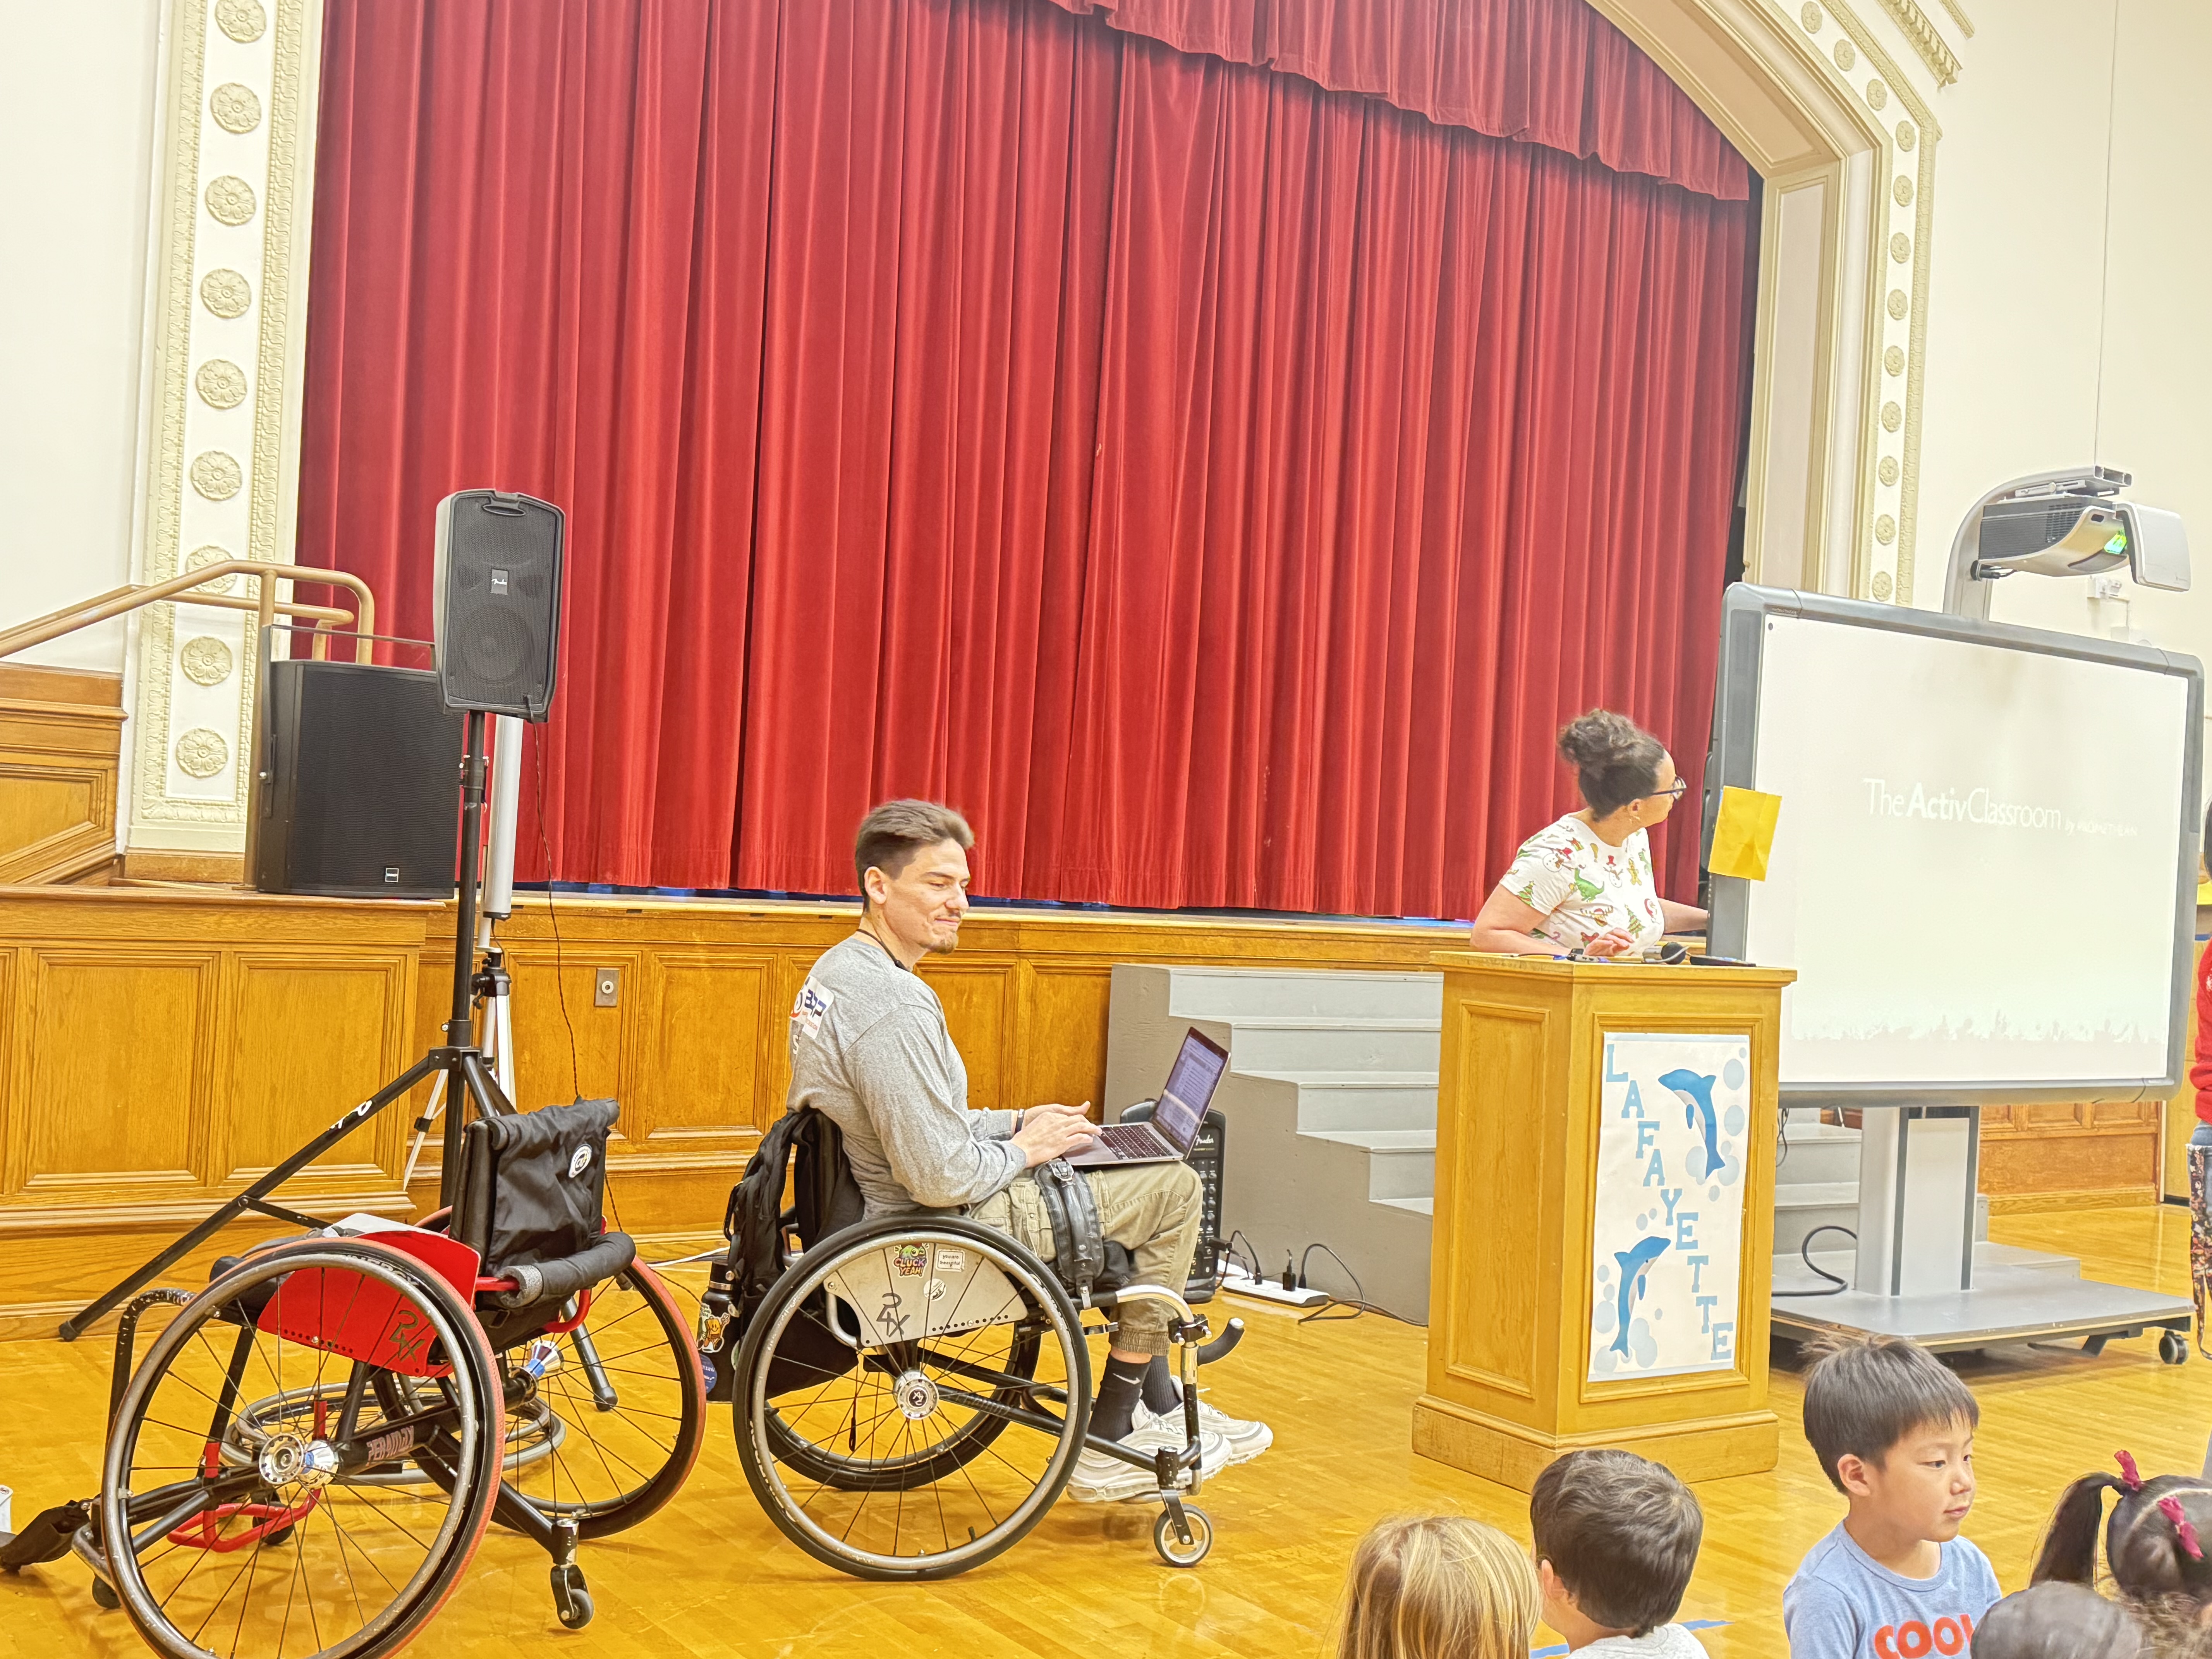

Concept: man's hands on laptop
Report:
left=1013, top=1102, right=1098, bottom=1166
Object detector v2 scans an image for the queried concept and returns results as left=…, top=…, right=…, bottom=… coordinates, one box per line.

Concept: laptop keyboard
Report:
left=1094, top=1123, right=1166, bottom=1158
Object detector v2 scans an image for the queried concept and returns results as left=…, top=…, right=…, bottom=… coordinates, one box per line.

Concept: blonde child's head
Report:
left=1336, top=1515, right=1540, bottom=1659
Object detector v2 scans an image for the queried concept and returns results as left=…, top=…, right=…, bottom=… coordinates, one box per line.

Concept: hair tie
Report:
left=2157, top=1496, right=2205, bottom=1560
left=2117, top=1451, right=2143, bottom=1492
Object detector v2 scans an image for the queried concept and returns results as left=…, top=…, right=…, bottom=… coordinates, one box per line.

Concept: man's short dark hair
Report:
left=854, top=800, right=974, bottom=906
left=1529, top=1449, right=1702, bottom=1636
left=1800, top=1333, right=1979, bottom=1493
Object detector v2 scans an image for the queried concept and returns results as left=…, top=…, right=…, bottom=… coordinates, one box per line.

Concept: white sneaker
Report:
left=1063, top=1414, right=1228, bottom=1503
left=1177, top=1397, right=1273, bottom=1465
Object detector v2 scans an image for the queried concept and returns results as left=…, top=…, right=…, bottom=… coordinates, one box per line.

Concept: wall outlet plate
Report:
left=593, top=967, right=620, bottom=1008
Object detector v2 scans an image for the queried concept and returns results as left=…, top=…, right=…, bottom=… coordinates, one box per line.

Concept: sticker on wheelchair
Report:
left=822, top=1238, right=1025, bottom=1348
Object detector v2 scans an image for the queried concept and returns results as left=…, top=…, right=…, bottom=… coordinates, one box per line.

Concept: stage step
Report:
left=1106, top=965, right=1444, bottom=1322
left=1160, top=967, right=1443, bottom=1020
left=1241, top=1070, right=1439, bottom=1133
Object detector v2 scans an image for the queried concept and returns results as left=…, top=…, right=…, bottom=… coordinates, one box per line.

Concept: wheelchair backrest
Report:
left=454, top=1097, right=619, bottom=1272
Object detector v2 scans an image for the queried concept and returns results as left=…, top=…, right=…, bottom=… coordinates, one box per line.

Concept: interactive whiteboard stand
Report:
left=1770, top=1104, right=2189, bottom=1360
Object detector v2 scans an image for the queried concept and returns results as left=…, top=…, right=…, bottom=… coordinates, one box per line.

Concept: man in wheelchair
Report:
left=787, top=800, right=1271, bottom=1501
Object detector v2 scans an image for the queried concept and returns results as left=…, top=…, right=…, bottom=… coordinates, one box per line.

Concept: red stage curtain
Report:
left=297, top=0, right=1755, bottom=916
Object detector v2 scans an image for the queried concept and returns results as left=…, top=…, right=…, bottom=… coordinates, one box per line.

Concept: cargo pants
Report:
left=967, top=1159, right=1203, bottom=1357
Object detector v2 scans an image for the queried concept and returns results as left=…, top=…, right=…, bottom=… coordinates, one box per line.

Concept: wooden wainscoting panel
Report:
left=501, top=946, right=639, bottom=1112
left=220, top=951, right=416, bottom=1183
left=644, top=951, right=773, bottom=1145
left=924, top=960, right=1015, bottom=1114
left=1982, top=1096, right=2161, bottom=1211
left=1020, top=963, right=1114, bottom=1113
left=17, top=949, right=218, bottom=1198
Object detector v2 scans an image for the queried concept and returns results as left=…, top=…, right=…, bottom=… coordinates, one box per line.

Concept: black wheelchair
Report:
left=712, top=1112, right=1244, bottom=1580
left=0, top=1100, right=706, bottom=1656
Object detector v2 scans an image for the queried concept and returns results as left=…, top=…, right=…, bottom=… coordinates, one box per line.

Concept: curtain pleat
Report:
left=297, top=0, right=1756, bottom=915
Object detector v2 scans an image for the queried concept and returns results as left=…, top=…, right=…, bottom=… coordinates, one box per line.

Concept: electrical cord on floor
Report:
left=1223, top=1228, right=1263, bottom=1283
left=1294, top=1242, right=1425, bottom=1329
left=1771, top=1223, right=1857, bottom=1297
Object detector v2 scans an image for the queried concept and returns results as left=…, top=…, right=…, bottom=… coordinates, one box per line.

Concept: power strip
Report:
left=1220, top=1262, right=1330, bottom=1309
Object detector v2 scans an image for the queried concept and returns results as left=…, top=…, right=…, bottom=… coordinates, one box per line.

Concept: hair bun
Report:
left=1557, top=710, right=1643, bottom=769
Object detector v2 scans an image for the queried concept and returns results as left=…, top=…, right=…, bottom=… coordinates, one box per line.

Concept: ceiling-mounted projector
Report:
left=1943, top=465, right=2190, bottom=617
left=1974, top=494, right=2130, bottom=579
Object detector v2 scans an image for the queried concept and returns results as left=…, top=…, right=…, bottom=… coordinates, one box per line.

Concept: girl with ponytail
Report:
left=2033, top=1452, right=2212, bottom=1629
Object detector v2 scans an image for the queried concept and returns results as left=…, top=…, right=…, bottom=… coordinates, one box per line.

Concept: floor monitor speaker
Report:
left=433, top=489, right=565, bottom=720
left=254, top=660, right=462, bottom=898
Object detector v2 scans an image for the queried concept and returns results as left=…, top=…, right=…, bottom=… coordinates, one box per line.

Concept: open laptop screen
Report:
left=1152, top=1030, right=1227, bottom=1151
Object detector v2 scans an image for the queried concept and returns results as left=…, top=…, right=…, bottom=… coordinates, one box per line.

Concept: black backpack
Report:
left=699, top=1106, right=864, bottom=1402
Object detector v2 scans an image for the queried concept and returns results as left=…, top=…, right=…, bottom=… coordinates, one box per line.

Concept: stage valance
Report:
left=1039, top=0, right=1753, bottom=200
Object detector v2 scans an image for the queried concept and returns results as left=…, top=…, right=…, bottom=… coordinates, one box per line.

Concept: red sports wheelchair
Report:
left=0, top=1098, right=705, bottom=1657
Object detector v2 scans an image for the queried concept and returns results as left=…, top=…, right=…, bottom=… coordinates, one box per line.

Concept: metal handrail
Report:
left=0, top=562, right=378, bottom=666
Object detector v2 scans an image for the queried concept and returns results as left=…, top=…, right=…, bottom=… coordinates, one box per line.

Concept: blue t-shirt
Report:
left=1784, top=1524, right=2001, bottom=1659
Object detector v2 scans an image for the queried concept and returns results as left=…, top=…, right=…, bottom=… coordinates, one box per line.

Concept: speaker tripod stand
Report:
left=62, top=708, right=519, bottom=1340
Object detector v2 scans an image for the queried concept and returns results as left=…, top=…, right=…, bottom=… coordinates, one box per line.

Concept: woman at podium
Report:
left=1469, top=710, right=1709, bottom=957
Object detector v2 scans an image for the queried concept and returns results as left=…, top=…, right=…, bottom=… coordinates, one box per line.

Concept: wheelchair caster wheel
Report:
left=91, top=1575, right=119, bottom=1610
left=260, top=1525, right=295, bottom=1547
left=1153, top=1504, right=1213, bottom=1568
left=2160, top=1329, right=2189, bottom=1365
left=551, top=1564, right=593, bottom=1629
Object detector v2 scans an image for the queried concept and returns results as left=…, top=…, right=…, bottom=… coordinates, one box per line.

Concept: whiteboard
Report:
left=1713, top=595, right=2198, bottom=1095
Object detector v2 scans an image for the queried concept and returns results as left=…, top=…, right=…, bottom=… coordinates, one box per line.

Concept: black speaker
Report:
left=254, top=660, right=463, bottom=898
left=433, top=489, right=565, bottom=720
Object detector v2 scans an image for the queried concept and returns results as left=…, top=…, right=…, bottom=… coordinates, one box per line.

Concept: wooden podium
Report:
left=1412, top=951, right=1794, bottom=1491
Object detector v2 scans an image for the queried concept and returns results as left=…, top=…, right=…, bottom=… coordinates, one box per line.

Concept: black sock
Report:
left=1141, top=1355, right=1182, bottom=1415
left=1092, top=1356, right=1148, bottom=1442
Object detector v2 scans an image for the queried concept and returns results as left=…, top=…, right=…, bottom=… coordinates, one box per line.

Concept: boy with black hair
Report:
left=1531, top=1449, right=1710, bottom=1659
left=1785, top=1334, right=2000, bottom=1659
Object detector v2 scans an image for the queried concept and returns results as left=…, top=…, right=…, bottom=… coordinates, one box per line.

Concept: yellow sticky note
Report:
left=1708, top=786, right=1782, bottom=882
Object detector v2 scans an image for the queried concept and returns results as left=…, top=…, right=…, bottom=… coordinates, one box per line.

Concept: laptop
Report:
left=1066, top=1028, right=1229, bottom=1168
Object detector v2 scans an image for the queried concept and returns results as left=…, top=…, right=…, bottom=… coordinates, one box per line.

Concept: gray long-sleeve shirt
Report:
left=785, top=931, right=1023, bottom=1214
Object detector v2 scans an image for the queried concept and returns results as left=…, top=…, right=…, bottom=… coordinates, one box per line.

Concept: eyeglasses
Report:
left=1640, top=780, right=1689, bottom=802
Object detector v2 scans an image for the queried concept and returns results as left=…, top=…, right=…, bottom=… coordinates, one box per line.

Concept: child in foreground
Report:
left=2033, top=1452, right=2212, bottom=1646
left=1335, top=1514, right=1539, bottom=1659
left=1530, top=1447, right=1710, bottom=1657
left=1970, top=1582, right=2141, bottom=1659
left=1784, top=1333, right=2001, bottom=1659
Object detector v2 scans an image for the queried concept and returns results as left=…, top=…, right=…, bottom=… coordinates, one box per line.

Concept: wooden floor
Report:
left=0, top=1206, right=2205, bottom=1659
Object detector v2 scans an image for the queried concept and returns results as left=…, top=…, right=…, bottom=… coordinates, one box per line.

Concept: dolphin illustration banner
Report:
left=1587, top=1032, right=1752, bottom=1382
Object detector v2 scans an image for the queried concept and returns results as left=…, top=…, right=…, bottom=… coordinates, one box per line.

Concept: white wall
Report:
left=1913, top=0, right=2212, bottom=680
left=0, top=2, right=162, bottom=673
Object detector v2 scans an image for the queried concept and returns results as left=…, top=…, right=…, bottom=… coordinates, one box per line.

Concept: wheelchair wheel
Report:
left=491, top=1262, right=707, bottom=1537
left=99, top=1237, right=503, bottom=1659
left=735, top=1215, right=1091, bottom=1580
